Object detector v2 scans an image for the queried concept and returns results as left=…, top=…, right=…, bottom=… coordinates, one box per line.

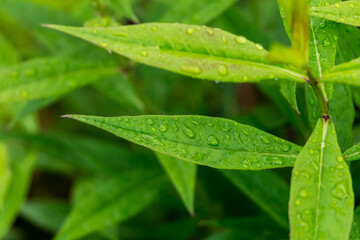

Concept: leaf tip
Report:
left=60, top=114, right=76, bottom=119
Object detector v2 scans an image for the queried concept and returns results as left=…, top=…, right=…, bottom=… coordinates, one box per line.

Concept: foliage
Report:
left=0, top=0, right=360, bottom=239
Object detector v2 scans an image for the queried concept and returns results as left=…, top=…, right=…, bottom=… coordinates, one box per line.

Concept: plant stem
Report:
left=306, top=67, right=330, bottom=119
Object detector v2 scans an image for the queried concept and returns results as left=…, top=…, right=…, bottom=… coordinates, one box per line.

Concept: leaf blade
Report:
left=62, top=115, right=301, bottom=170
left=44, top=23, right=307, bottom=84
left=289, top=119, right=354, bottom=239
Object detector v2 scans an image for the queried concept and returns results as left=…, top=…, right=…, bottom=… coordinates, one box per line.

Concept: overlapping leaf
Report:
left=350, top=205, right=360, bottom=240
left=320, top=57, right=360, bottom=86
left=222, top=170, right=289, bottom=228
left=0, top=150, right=36, bottom=238
left=289, top=119, right=354, bottom=239
left=0, top=57, right=119, bottom=103
left=310, top=1, right=360, bottom=27
left=156, top=153, right=196, bottom=215
left=44, top=23, right=307, bottom=84
left=161, top=0, right=237, bottom=25
left=55, top=170, right=165, bottom=240
left=0, top=143, right=11, bottom=210
left=62, top=115, right=302, bottom=170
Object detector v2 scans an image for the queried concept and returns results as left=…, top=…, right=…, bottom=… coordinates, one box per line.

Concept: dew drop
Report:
left=337, top=156, right=343, bottom=162
left=221, top=36, right=228, bottom=44
left=323, top=39, right=331, bottom=47
left=281, top=144, right=291, bottom=152
left=350, top=3, right=355, bottom=8
left=147, top=119, right=154, bottom=125
left=159, top=124, right=168, bottom=132
left=242, top=129, right=250, bottom=136
left=206, top=29, right=214, bottom=36
left=207, top=135, right=219, bottom=146
left=255, top=44, right=264, bottom=50
left=260, top=135, right=270, bottom=144
left=299, top=189, right=308, bottom=198
left=331, top=180, right=349, bottom=200
left=295, top=199, right=301, bottom=206
left=217, top=65, right=228, bottom=76
left=180, top=65, right=202, bottom=74
left=183, top=127, right=195, bottom=139
left=336, top=164, right=345, bottom=170
left=334, top=3, right=340, bottom=8
left=100, top=42, right=109, bottom=48
left=186, top=28, right=194, bottom=34
left=235, top=36, right=246, bottom=44
left=309, top=149, right=315, bottom=154
left=151, top=26, right=158, bottom=31
left=140, top=51, right=148, bottom=57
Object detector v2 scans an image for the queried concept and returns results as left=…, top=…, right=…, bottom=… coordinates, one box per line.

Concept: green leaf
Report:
left=0, top=143, right=11, bottom=210
left=320, top=57, right=360, bottom=85
left=0, top=34, right=19, bottom=67
left=222, top=170, right=289, bottom=228
left=93, top=76, right=145, bottom=113
left=0, top=150, right=36, bottom=238
left=280, top=80, right=299, bottom=113
left=160, top=0, right=237, bottom=25
left=55, top=170, right=165, bottom=240
left=310, top=1, right=360, bottom=27
left=107, top=0, right=139, bottom=23
left=156, top=153, right=196, bottom=215
left=343, top=143, right=360, bottom=161
left=0, top=57, right=119, bottom=103
left=289, top=119, right=354, bottom=239
left=20, top=199, right=70, bottom=233
left=62, top=115, right=302, bottom=170
left=44, top=23, right=307, bottom=84
left=350, top=205, right=360, bottom=240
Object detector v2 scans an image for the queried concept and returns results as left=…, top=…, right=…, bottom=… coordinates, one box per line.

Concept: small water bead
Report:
left=146, top=119, right=154, bottom=125
left=349, top=3, right=355, bottom=8
left=260, top=135, right=270, bottom=144
left=334, top=3, right=340, bottom=8
left=207, top=135, right=219, bottom=146
left=242, top=129, right=250, bottom=136
left=186, top=28, right=194, bottom=35
left=235, top=36, right=246, bottom=44
left=337, top=164, right=345, bottom=170
left=309, top=149, right=315, bottom=154
left=151, top=26, right=158, bottom=31
left=217, top=65, right=228, bottom=76
left=180, top=65, right=202, bottom=74
left=206, top=29, right=214, bottom=36
left=140, top=51, right=148, bottom=57
left=183, top=127, right=196, bottom=139
left=100, top=42, right=109, bottom=48
left=295, top=199, right=301, bottom=206
left=323, top=39, right=331, bottom=47
left=331, top=181, right=349, bottom=200
left=255, top=44, right=264, bottom=50
left=281, top=144, right=291, bottom=152
left=299, top=189, right=308, bottom=198
left=159, top=125, right=168, bottom=132
left=221, top=36, right=228, bottom=44
left=336, top=155, right=343, bottom=162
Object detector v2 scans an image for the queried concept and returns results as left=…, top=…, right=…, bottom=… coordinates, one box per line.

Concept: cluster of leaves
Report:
left=1, top=0, right=360, bottom=239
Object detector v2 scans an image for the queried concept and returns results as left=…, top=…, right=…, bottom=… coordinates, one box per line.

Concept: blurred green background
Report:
left=1, top=0, right=360, bottom=239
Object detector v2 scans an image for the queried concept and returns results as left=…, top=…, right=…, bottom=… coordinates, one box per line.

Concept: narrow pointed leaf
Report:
left=280, top=80, right=299, bottom=113
left=161, top=0, right=237, bottom=25
left=344, top=143, right=360, bottom=161
left=320, top=57, right=360, bottom=85
left=156, top=153, right=196, bottom=215
left=350, top=205, right=360, bottom=239
left=0, top=57, right=119, bottom=103
left=310, top=1, right=360, bottom=27
left=0, top=151, right=36, bottom=238
left=55, top=170, right=165, bottom=240
left=107, top=0, right=139, bottom=23
left=62, top=115, right=301, bottom=170
left=0, top=143, right=11, bottom=210
left=222, top=170, right=289, bottom=228
left=44, top=23, right=307, bottom=84
left=289, top=119, right=354, bottom=239
left=20, top=200, right=70, bottom=233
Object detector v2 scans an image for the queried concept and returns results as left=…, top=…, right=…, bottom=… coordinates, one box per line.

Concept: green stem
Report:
left=306, top=67, right=330, bottom=119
